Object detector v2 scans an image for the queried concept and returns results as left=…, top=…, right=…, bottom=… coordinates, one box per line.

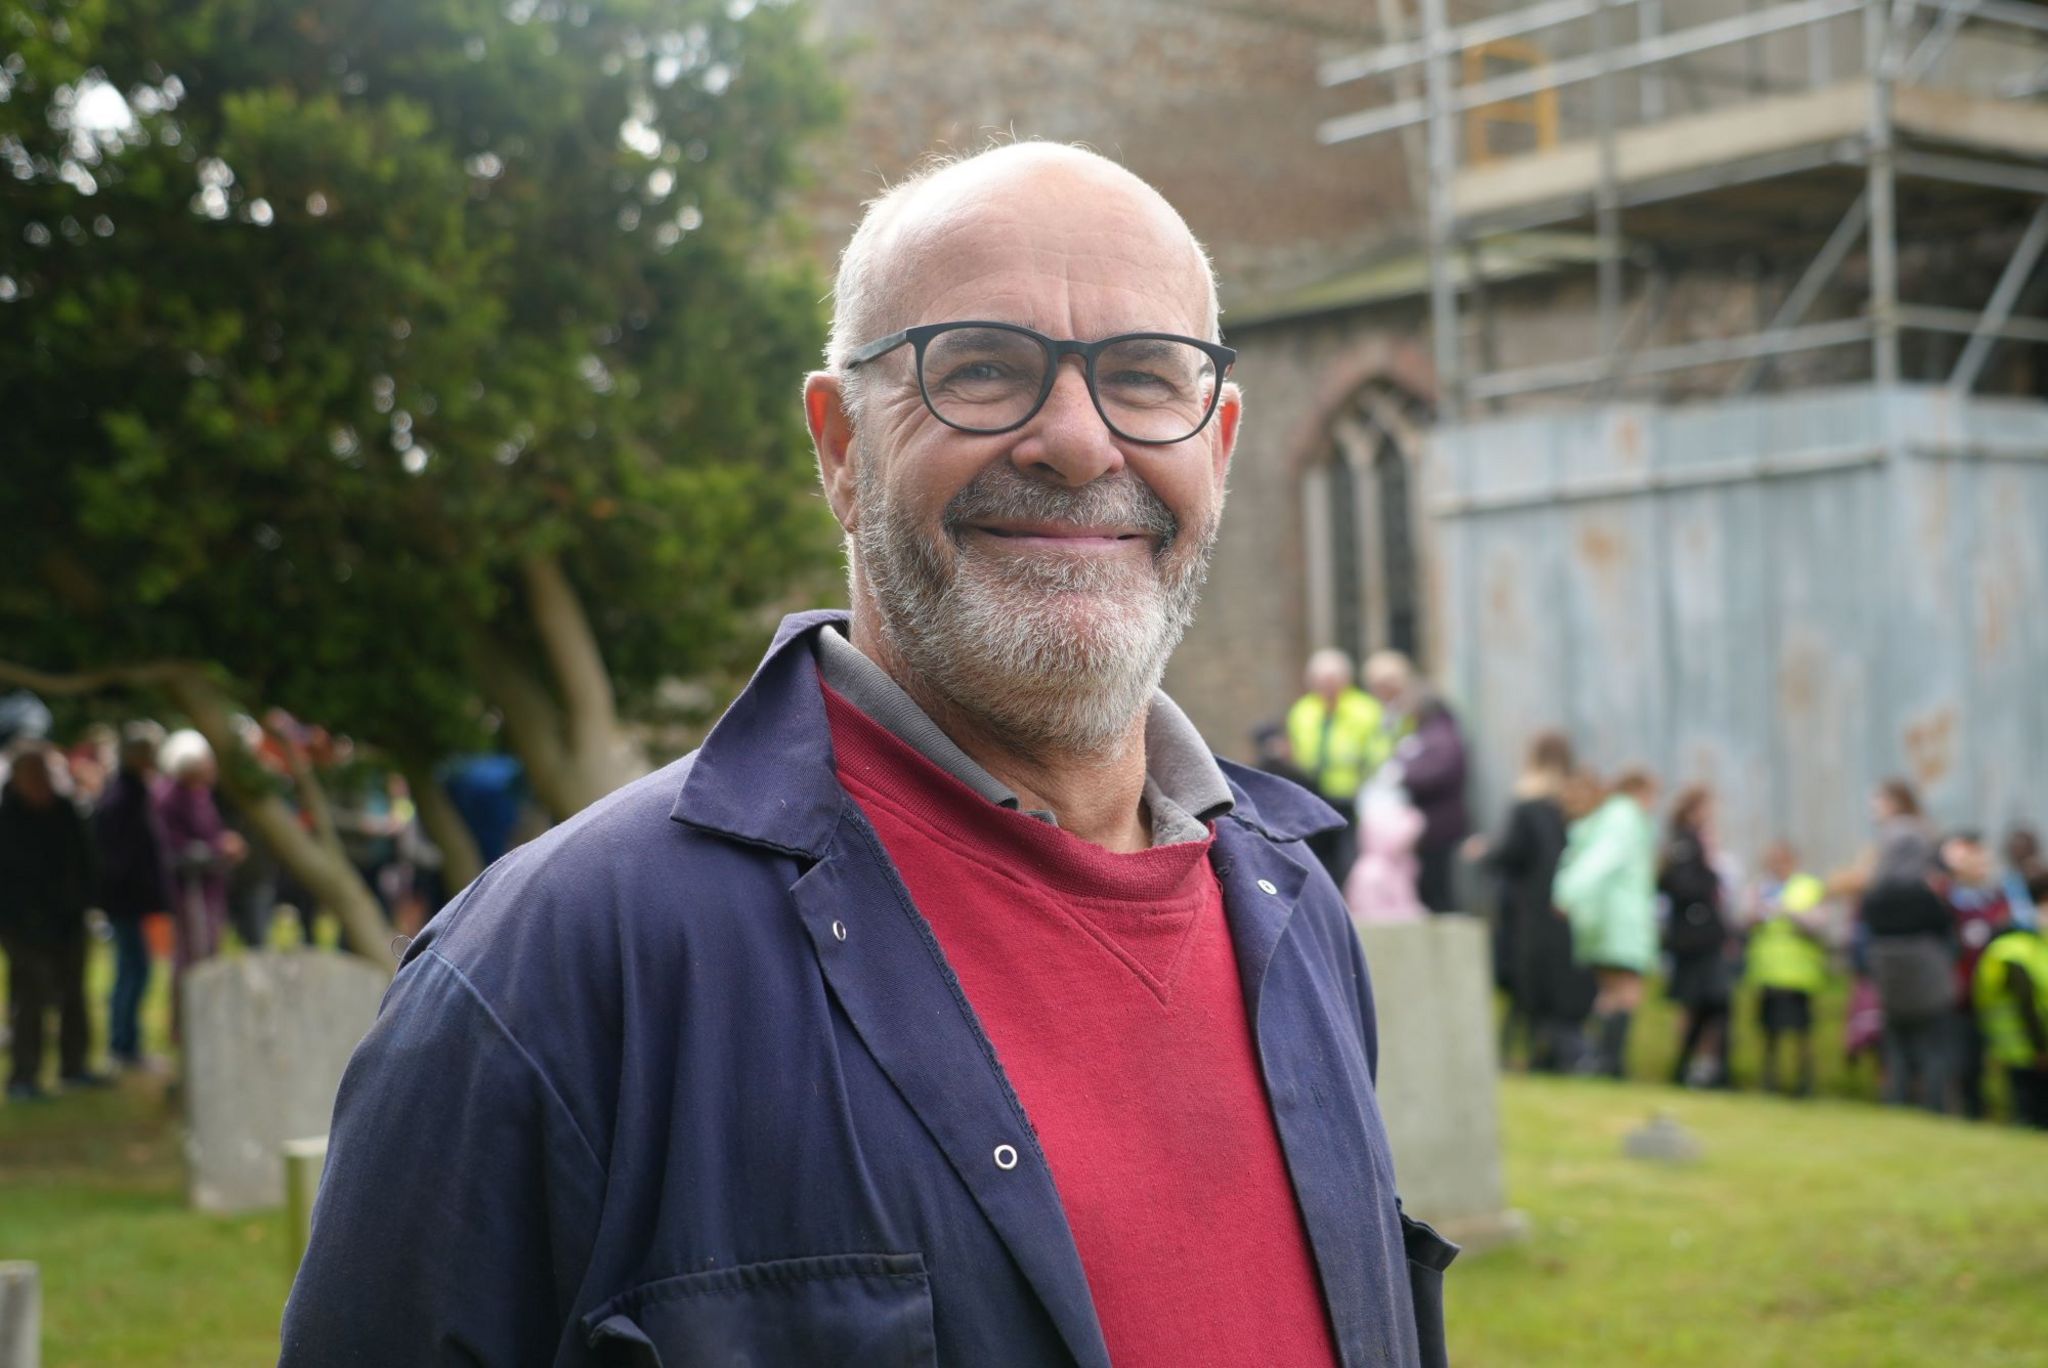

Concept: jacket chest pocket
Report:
left=584, top=1253, right=936, bottom=1368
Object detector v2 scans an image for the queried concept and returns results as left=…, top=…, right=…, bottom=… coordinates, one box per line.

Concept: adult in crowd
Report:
left=1284, top=647, right=1386, bottom=884
left=1554, top=769, right=1661, bottom=1079
left=1660, top=786, right=1735, bottom=1089
left=1366, top=650, right=1469, bottom=913
left=1868, top=777, right=1937, bottom=887
left=1472, top=731, right=1594, bottom=1073
left=1858, top=780, right=1957, bottom=1113
left=92, top=725, right=173, bottom=1069
left=1744, top=841, right=1830, bottom=1098
left=0, top=743, right=101, bottom=1100
left=154, top=730, right=246, bottom=994
left=287, top=143, right=1453, bottom=1367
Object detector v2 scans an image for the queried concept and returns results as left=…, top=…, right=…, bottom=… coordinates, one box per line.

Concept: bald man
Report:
left=285, top=143, right=1452, bottom=1368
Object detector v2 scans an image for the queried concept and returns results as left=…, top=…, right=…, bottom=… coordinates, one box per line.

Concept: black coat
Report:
left=93, top=769, right=172, bottom=923
left=1486, top=795, right=1594, bottom=1021
left=1659, top=830, right=1731, bottom=1006
left=0, top=785, right=97, bottom=946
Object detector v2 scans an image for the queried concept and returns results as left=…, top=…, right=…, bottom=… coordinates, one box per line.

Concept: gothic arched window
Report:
left=1303, top=385, right=1428, bottom=667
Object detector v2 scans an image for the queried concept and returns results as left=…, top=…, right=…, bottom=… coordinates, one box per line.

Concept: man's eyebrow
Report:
left=1104, top=336, right=1180, bottom=357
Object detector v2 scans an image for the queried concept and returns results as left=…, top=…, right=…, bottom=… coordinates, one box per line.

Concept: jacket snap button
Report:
left=993, top=1143, right=1019, bottom=1171
left=1257, top=879, right=1278, bottom=895
left=831, top=920, right=847, bottom=942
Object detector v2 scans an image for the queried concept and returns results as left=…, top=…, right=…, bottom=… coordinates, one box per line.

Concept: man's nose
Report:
left=1008, top=357, right=1125, bottom=487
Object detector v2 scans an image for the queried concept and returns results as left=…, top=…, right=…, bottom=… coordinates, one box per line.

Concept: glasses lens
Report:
left=919, top=326, right=1050, bottom=432
left=1093, top=337, right=1218, bottom=443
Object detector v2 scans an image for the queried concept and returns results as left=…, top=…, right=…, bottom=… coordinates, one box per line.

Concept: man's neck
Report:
left=848, top=614, right=1154, bottom=854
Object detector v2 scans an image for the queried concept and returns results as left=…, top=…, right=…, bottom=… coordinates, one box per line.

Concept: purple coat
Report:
left=154, top=777, right=231, bottom=920
left=1399, top=703, right=1470, bottom=853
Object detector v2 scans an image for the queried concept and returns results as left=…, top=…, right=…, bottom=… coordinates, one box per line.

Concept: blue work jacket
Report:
left=281, top=611, right=1453, bottom=1367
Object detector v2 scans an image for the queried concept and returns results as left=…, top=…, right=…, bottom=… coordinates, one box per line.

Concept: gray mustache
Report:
left=942, top=468, right=1178, bottom=546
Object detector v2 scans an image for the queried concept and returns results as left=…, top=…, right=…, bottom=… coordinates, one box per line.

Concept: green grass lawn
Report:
left=4, top=942, right=2043, bottom=1365
left=1454, top=1076, right=2047, bottom=1367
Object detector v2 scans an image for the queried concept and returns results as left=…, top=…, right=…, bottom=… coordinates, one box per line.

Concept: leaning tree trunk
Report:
left=475, top=552, right=649, bottom=820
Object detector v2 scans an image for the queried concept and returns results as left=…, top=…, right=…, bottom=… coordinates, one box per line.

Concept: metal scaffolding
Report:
left=1318, top=0, right=2048, bottom=414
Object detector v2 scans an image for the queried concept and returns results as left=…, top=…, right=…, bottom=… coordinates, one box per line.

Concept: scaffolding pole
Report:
left=1731, top=191, right=1870, bottom=393
left=1866, top=0, right=1901, bottom=387
left=1421, top=0, right=1463, bottom=415
left=1595, top=0, right=1625, bottom=379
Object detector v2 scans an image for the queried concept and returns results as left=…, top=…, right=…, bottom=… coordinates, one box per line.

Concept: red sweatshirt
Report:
left=825, top=684, right=1340, bottom=1368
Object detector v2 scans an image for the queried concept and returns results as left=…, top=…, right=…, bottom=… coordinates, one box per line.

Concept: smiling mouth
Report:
left=971, top=524, right=1149, bottom=544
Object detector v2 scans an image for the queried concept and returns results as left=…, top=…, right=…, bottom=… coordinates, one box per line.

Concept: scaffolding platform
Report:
left=1320, top=0, right=2048, bottom=407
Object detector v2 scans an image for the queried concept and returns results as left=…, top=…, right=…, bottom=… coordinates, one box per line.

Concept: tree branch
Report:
left=0, top=657, right=211, bottom=697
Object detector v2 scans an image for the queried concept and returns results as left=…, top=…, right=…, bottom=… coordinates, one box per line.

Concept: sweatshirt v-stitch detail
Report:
left=837, top=762, right=1210, bottom=1007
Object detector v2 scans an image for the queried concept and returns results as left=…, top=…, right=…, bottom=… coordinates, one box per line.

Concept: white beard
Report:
left=853, top=457, right=1217, bottom=755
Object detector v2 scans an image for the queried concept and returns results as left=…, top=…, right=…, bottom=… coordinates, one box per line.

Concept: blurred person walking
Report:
left=1745, top=841, right=1830, bottom=1097
left=1972, top=918, right=2048, bottom=1128
left=1834, top=779, right=1937, bottom=1079
left=155, top=730, right=246, bottom=1000
left=1285, top=648, right=1386, bottom=884
left=1937, top=831, right=2012, bottom=1120
left=1554, top=770, right=1661, bottom=1079
left=93, top=725, right=173, bottom=1069
left=1857, top=780, right=1956, bottom=1112
left=0, top=744, right=101, bottom=1099
left=1661, top=786, right=1736, bottom=1089
left=1471, top=731, right=1594, bottom=1073
left=1366, top=651, right=1469, bottom=913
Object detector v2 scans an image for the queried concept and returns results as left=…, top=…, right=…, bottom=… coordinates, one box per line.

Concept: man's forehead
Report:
left=865, top=154, right=1211, bottom=333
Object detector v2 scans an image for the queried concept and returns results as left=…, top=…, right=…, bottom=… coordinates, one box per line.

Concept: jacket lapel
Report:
left=789, top=819, right=1113, bottom=1368
left=1213, top=820, right=1412, bottom=1368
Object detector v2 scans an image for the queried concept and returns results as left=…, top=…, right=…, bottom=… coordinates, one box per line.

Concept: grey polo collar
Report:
left=813, top=623, right=1233, bottom=847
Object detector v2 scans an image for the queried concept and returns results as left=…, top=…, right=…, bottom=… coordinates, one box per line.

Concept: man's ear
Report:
left=1210, top=381, right=1243, bottom=488
left=805, top=371, right=859, bottom=530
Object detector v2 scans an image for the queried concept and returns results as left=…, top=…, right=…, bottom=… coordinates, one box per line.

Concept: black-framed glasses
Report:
left=844, top=320, right=1236, bottom=445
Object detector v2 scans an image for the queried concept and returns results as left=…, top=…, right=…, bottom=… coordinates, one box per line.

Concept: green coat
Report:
left=1552, top=795, right=1659, bottom=975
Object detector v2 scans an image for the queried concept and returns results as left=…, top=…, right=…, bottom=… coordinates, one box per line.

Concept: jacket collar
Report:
left=672, top=610, right=1349, bottom=855
left=668, top=609, right=849, bottom=859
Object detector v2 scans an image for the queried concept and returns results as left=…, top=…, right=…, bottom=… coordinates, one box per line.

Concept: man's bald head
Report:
left=826, top=143, right=1221, bottom=407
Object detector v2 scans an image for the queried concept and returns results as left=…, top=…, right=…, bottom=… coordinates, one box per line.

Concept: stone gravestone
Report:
left=1357, top=917, right=1526, bottom=1251
left=0, top=1262, right=38, bottom=1368
left=183, top=950, right=389, bottom=1213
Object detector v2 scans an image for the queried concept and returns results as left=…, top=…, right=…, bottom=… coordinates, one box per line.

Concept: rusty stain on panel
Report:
left=1902, top=705, right=1958, bottom=793
left=1576, top=523, right=1628, bottom=580
left=1613, top=414, right=1645, bottom=468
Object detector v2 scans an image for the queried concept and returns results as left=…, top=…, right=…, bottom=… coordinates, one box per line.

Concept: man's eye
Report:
left=936, top=359, right=1028, bottom=388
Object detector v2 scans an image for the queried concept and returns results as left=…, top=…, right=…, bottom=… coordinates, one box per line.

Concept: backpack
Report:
left=1867, top=936, right=1956, bottom=1021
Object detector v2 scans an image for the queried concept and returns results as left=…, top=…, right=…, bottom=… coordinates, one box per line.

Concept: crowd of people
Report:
left=1484, top=752, right=2048, bottom=1128
left=1266, top=651, right=2048, bottom=1130
left=10, top=650, right=2046, bottom=1133
left=0, top=707, right=514, bottom=1101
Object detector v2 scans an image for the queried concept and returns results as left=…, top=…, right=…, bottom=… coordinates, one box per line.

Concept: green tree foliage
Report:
left=1, top=0, right=842, bottom=814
